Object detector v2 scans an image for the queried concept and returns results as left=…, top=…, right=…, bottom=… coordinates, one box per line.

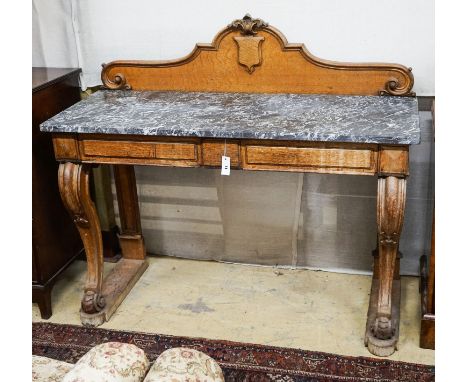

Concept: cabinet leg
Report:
left=59, top=162, right=106, bottom=326
left=114, top=165, right=146, bottom=260
left=33, top=286, right=52, bottom=319
left=365, top=176, right=406, bottom=356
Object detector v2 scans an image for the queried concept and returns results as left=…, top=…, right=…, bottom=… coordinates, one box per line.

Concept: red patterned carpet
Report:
left=32, top=322, right=434, bottom=381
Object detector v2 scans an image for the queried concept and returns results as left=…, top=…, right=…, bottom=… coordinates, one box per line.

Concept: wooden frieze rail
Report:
left=41, top=14, right=420, bottom=357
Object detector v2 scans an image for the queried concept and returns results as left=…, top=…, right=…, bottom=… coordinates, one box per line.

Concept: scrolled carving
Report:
left=59, top=163, right=93, bottom=228
left=371, top=316, right=396, bottom=340
left=101, top=63, right=132, bottom=90
left=229, top=14, right=268, bottom=36
left=379, top=68, right=415, bottom=97
left=82, top=290, right=105, bottom=314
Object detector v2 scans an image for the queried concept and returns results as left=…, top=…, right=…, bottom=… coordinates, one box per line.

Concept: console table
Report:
left=40, top=15, right=420, bottom=357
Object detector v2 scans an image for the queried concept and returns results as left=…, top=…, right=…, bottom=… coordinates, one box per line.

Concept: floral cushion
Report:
left=144, top=347, right=224, bottom=382
left=32, top=355, right=74, bottom=382
left=62, top=342, right=149, bottom=382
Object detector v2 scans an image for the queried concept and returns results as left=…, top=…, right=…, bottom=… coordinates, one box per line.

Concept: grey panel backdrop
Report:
left=112, top=111, right=433, bottom=275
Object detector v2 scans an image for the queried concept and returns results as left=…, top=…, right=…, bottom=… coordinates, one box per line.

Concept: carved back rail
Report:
left=101, top=15, right=414, bottom=96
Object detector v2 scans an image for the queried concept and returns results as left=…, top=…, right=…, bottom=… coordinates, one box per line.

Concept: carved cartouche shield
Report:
left=234, top=36, right=265, bottom=74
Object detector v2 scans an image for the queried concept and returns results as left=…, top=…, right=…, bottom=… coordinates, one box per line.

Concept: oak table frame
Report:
left=43, top=15, right=418, bottom=357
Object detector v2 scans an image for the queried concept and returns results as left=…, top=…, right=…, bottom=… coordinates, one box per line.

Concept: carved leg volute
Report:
left=366, top=176, right=406, bottom=356
left=58, top=163, right=106, bottom=320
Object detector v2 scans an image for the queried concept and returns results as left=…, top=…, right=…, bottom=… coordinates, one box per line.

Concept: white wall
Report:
left=32, top=0, right=78, bottom=68
left=33, top=0, right=434, bottom=95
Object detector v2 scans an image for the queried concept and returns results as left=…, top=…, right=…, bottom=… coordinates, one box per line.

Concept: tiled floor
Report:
left=32, top=256, right=434, bottom=365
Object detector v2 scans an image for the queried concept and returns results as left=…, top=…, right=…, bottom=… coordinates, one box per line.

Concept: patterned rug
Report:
left=32, top=322, right=434, bottom=381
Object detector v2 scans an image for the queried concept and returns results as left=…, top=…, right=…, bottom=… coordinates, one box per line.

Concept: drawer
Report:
left=242, top=143, right=377, bottom=174
left=82, top=140, right=197, bottom=160
left=78, top=137, right=201, bottom=166
left=202, top=140, right=240, bottom=167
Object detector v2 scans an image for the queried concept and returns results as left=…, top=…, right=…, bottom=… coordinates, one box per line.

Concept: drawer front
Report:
left=242, top=144, right=377, bottom=174
left=202, top=140, right=240, bottom=167
left=83, top=141, right=154, bottom=158
left=79, top=139, right=201, bottom=166
left=155, top=142, right=198, bottom=160
left=82, top=140, right=197, bottom=160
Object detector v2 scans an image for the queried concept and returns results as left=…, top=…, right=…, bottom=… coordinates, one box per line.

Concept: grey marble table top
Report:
left=40, top=90, right=420, bottom=144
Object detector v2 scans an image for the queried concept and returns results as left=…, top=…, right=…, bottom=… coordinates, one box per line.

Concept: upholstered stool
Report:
left=62, top=342, right=150, bottom=382
left=144, top=347, right=224, bottom=382
left=32, top=355, right=74, bottom=382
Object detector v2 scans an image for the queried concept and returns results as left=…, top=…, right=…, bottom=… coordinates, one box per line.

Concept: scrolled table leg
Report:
left=365, top=176, right=406, bottom=356
left=58, top=162, right=106, bottom=326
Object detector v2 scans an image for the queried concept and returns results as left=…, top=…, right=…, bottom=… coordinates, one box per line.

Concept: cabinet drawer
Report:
left=78, top=138, right=201, bottom=166
left=82, top=140, right=197, bottom=160
left=242, top=144, right=377, bottom=174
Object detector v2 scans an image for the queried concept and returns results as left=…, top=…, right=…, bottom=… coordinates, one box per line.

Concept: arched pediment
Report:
left=102, top=14, right=414, bottom=96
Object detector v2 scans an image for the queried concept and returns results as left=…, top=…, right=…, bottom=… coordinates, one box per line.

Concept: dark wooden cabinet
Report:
left=420, top=218, right=435, bottom=349
left=32, top=67, right=83, bottom=318
left=419, top=101, right=435, bottom=349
